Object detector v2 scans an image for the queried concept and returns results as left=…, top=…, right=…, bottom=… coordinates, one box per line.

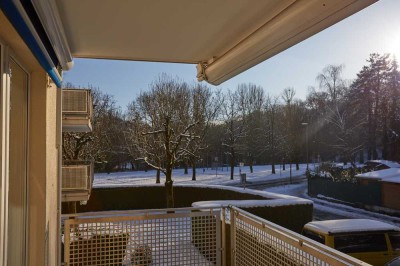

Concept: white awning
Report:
left=34, top=0, right=377, bottom=85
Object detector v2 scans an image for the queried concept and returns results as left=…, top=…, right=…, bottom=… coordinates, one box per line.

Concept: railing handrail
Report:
left=62, top=206, right=222, bottom=219
left=229, top=206, right=370, bottom=266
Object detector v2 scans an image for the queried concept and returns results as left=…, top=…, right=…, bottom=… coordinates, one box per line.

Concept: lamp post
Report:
left=301, top=122, right=309, bottom=171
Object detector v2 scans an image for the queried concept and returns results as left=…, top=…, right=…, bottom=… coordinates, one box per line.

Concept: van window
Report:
left=302, top=230, right=325, bottom=244
left=334, top=233, right=387, bottom=253
left=389, top=233, right=400, bottom=251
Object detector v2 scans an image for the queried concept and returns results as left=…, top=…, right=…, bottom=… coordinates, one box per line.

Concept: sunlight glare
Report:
left=387, top=30, right=400, bottom=58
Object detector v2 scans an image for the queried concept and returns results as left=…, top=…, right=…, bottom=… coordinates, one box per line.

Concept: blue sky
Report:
left=63, top=0, right=400, bottom=109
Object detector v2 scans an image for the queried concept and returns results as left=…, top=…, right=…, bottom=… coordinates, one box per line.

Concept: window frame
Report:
left=0, top=39, right=31, bottom=266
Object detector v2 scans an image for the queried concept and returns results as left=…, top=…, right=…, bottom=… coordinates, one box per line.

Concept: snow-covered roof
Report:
left=366, top=160, right=400, bottom=168
left=356, top=168, right=400, bottom=183
left=304, top=219, right=400, bottom=235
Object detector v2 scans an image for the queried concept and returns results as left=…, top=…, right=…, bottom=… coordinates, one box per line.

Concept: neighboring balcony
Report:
left=62, top=162, right=94, bottom=202
left=62, top=89, right=93, bottom=132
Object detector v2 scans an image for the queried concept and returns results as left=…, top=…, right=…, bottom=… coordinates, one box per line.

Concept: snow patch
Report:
left=304, top=219, right=400, bottom=234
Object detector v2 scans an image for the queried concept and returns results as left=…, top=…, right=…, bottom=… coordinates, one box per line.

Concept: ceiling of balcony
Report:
left=54, top=0, right=377, bottom=84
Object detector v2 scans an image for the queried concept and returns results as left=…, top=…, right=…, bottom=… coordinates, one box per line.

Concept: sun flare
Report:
left=387, top=31, right=400, bottom=58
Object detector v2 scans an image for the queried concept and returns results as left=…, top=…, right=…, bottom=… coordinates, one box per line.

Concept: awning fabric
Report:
left=1, top=0, right=378, bottom=86
left=0, top=0, right=62, bottom=87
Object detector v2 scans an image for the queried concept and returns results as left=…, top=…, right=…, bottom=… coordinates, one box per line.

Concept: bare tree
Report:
left=221, top=84, right=264, bottom=178
left=263, top=95, right=281, bottom=174
left=125, top=75, right=215, bottom=207
left=221, top=89, right=246, bottom=180
left=316, top=64, right=346, bottom=103
left=63, top=85, right=127, bottom=172
left=325, top=105, right=365, bottom=166
left=239, top=84, right=265, bottom=173
left=184, top=84, right=221, bottom=181
left=281, top=88, right=305, bottom=174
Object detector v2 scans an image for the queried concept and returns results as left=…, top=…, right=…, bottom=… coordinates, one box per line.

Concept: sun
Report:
left=387, top=31, right=400, bottom=58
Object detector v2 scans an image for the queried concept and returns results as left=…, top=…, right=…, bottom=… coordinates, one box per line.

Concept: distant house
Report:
left=356, top=168, right=400, bottom=210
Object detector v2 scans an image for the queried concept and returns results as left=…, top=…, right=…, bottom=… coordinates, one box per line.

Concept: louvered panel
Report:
left=62, top=165, right=89, bottom=190
left=63, top=90, right=88, bottom=113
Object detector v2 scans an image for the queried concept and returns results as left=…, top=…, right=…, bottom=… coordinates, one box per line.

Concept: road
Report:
left=249, top=178, right=400, bottom=226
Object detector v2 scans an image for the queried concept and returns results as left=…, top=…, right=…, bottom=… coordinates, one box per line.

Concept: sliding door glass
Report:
left=7, top=58, right=28, bottom=265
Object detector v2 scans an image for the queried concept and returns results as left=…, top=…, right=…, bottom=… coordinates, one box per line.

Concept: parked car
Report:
left=363, top=160, right=400, bottom=171
left=302, top=219, right=400, bottom=266
left=386, top=257, right=400, bottom=266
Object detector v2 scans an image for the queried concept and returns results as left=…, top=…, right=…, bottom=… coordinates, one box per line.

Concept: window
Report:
left=389, top=233, right=400, bottom=251
left=334, top=233, right=387, bottom=253
left=7, top=58, right=29, bottom=266
left=302, top=230, right=325, bottom=244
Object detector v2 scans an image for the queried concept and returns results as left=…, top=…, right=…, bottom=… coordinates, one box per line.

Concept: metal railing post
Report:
left=63, top=219, right=71, bottom=266
left=230, top=206, right=236, bottom=266
left=221, top=208, right=226, bottom=266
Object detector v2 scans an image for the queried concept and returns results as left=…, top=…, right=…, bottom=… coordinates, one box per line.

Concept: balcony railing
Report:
left=61, top=206, right=370, bottom=266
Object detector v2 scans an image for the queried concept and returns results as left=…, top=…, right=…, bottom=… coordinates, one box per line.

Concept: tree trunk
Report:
left=359, top=149, right=364, bottom=164
left=289, top=163, right=292, bottom=184
left=271, top=146, right=276, bottom=174
left=282, top=160, right=286, bottom=171
left=382, top=115, right=388, bottom=159
left=192, top=161, right=196, bottom=181
left=165, top=169, right=174, bottom=208
left=156, top=169, right=160, bottom=184
left=230, top=164, right=234, bottom=180
left=249, top=160, right=253, bottom=174
left=184, top=163, right=188, bottom=174
left=296, top=162, right=299, bottom=171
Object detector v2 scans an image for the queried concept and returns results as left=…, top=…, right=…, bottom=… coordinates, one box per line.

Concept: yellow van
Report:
left=302, top=219, right=400, bottom=266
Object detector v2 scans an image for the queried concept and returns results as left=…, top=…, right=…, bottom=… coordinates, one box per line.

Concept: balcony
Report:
left=62, top=162, right=94, bottom=202
left=62, top=89, right=93, bottom=132
left=61, top=206, right=368, bottom=266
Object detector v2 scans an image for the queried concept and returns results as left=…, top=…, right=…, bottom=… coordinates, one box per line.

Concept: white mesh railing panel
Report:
left=63, top=208, right=221, bottom=265
left=230, top=207, right=369, bottom=266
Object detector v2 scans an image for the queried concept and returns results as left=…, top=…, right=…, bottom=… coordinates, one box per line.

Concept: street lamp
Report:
left=301, top=122, right=309, bottom=171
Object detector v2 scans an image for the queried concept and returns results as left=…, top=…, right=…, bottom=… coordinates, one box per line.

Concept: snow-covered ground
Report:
left=94, top=164, right=310, bottom=188
left=94, top=163, right=400, bottom=227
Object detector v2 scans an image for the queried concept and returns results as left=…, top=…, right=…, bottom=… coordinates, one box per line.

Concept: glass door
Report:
left=7, top=58, right=28, bottom=265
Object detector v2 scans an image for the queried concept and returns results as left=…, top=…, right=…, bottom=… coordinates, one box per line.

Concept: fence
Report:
left=62, top=206, right=370, bottom=266
left=308, top=177, right=381, bottom=206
